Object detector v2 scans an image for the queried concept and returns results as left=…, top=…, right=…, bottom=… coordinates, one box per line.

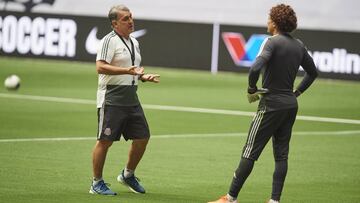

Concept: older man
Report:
left=89, top=4, right=160, bottom=196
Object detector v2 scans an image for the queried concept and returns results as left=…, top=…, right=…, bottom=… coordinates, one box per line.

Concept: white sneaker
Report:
left=89, top=180, right=117, bottom=195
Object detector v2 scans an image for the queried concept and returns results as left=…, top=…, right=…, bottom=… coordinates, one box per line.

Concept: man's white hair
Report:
left=108, top=4, right=130, bottom=22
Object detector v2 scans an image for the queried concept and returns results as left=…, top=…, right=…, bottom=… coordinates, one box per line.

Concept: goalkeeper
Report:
left=209, top=3, right=318, bottom=203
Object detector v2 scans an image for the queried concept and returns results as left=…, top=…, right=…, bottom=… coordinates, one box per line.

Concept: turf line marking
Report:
left=0, top=130, right=359, bottom=143
left=1, top=93, right=360, bottom=124
left=0, top=93, right=94, bottom=105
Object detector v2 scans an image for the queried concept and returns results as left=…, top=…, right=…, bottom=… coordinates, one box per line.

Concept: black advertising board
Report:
left=0, top=11, right=359, bottom=80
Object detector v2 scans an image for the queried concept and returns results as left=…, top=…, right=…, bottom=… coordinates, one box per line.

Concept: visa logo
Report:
left=222, top=32, right=268, bottom=67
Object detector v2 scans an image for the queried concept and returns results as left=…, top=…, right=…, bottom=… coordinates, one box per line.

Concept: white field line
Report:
left=1, top=93, right=360, bottom=124
left=0, top=130, right=360, bottom=143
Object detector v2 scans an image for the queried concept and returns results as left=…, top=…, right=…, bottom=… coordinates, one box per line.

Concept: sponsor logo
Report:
left=85, top=28, right=147, bottom=55
left=131, top=29, right=147, bottom=39
left=0, top=15, right=77, bottom=57
left=222, top=32, right=268, bottom=67
left=1, top=0, right=56, bottom=12
left=85, top=27, right=100, bottom=55
left=309, top=48, right=360, bottom=75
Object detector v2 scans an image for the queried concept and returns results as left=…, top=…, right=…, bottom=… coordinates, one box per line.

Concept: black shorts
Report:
left=242, top=107, right=298, bottom=161
left=97, top=104, right=150, bottom=141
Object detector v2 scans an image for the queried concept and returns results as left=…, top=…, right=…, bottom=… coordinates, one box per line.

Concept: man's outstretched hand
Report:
left=141, top=74, right=160, bottom=83
left=128, top=66, right=144, bottom=75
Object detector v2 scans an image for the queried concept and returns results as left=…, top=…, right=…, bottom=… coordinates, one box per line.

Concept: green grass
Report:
left=0, top=56, right=360, bottom=203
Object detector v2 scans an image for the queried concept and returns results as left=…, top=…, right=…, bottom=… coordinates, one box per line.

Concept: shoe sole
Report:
left=89, top=188, right=117, bottom=196
left=117, top=176, right=145, bottom=194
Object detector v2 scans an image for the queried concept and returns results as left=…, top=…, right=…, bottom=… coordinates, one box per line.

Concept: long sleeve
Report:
left=249, top=38, right=273, bottom=88
left=296, top=50, right=318, bottom=93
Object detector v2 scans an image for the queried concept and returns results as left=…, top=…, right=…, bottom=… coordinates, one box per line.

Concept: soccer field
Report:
left=0, top=57, right=359, bottom=203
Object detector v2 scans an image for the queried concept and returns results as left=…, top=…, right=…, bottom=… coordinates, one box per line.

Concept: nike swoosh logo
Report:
left=85, top=27, right=147, bottom=55
left=85, top=27, right=101, bottom=55
left=131, top=29, right=147, bottom=38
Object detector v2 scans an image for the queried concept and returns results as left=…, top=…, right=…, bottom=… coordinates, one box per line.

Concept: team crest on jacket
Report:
left=104, top=128, right=112, bottom=136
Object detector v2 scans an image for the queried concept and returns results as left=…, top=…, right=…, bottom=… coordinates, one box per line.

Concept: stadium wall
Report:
left=0, top=11, right=359, bottom=81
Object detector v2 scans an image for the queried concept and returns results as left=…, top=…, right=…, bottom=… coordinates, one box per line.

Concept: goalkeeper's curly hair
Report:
left=269, top=4, right=297, bottom=33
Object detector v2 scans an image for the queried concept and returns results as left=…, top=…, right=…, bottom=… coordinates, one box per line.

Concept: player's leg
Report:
left=117, top=105, right=150, bottom=194
left=127, top=138, right=149, bottom=171
left=92, top=140, right=113, bottom=179
left=271, top=107, right=298, bottom=202
left=227, top=108, right=280, bottom=200
left=227, top=157, right=255, bottom=201
left=209, top=108, right=279, bottom=203
left=117, top=138, right=149, bottom=194
left=90, top=106, right=123, bottom=195
left=270, top=160, right=287, bottom=202
left=90, top=140, right=117, bottom=195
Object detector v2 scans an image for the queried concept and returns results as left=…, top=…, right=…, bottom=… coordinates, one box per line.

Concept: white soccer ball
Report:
left=4, top=75, right=21, bottom=90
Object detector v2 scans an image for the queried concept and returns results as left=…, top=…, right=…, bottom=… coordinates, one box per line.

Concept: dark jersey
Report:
left=249, top=33, right=318, bottom=111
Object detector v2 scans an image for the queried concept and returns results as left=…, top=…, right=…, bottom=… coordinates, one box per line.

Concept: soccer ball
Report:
left=4, top=75, right=21, bottom=90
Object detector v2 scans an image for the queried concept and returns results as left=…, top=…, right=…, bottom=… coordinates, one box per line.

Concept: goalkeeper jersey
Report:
left=249, top=33, right=318, bottom=111
left=96, top=30, right=142, bottom=108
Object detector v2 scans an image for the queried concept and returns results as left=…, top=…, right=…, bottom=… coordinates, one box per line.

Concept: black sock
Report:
left=271, top=160, right=288, bottom=201
left=228, top=157, right=255, bottom=198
